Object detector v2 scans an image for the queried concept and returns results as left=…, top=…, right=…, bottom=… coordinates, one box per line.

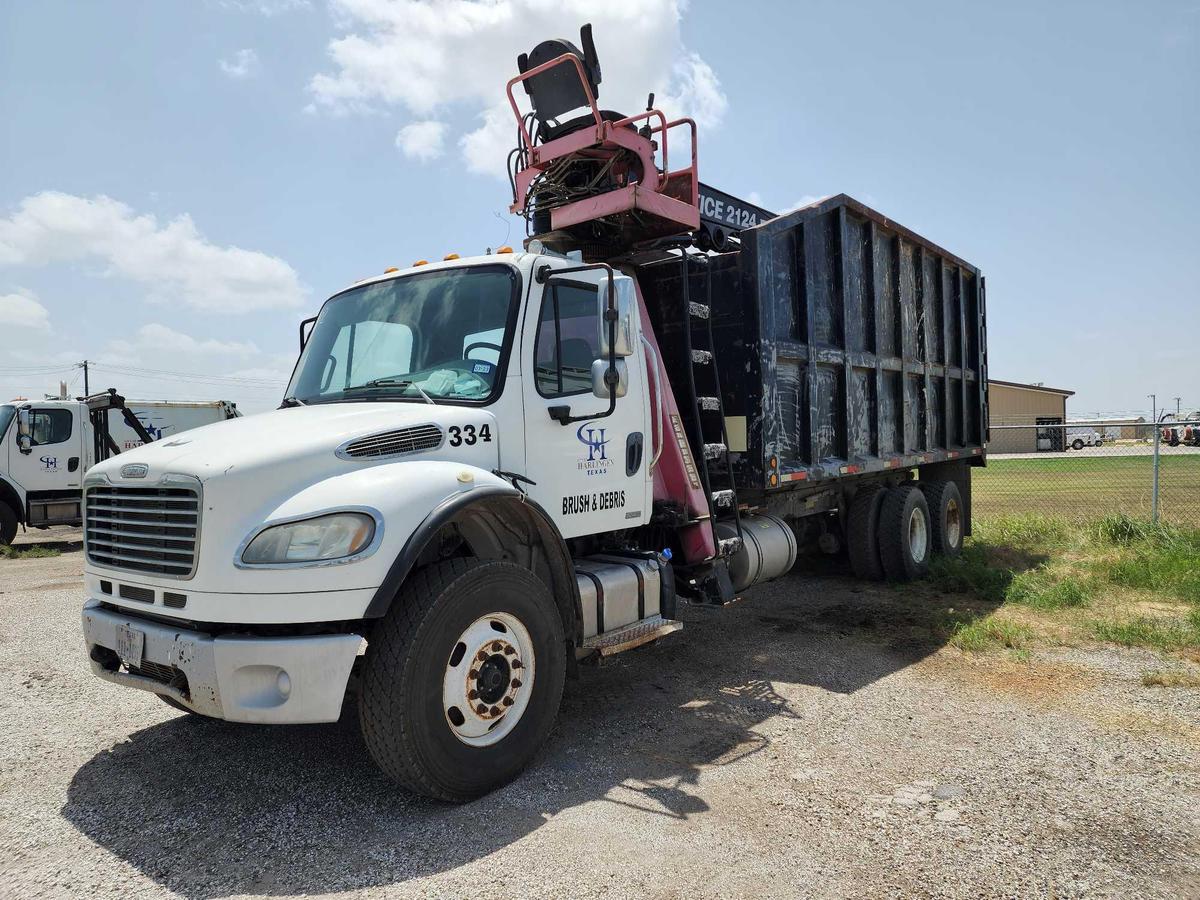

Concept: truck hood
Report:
left=89, top=401, right=501, bottom=484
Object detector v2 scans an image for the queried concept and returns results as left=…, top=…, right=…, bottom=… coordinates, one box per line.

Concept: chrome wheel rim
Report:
left=908, top=506, right=929, bottom=562
left=945, top=497, right=962, bottom=548
left=442, top=612, right=535, bottom=747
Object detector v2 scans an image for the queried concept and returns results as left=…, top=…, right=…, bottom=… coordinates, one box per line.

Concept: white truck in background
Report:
left=0, top=391, right=239, bottom=544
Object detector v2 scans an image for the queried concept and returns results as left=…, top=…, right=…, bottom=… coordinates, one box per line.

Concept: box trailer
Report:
left=640, top=194, right=987, bottom=498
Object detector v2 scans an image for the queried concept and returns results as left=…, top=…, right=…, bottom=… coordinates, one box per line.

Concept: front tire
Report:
left=359, top=558, right=566, bottom=802
left=0, top=501, right=17, bottom=546
left=878, top=485, right=932, bottom=581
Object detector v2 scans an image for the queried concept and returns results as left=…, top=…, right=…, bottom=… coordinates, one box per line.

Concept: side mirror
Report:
left=16, top=408, right=32, bottom=455
left=299, top=315, right=317, bottom=351
left=592, top=359, right=628, bottom=399
left=597, top=275, right=636, bottom=358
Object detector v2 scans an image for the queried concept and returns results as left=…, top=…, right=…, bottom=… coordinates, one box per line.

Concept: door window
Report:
left=27, top=409, right=73, bottom=446
left=534, top=282, right=600, bottom=398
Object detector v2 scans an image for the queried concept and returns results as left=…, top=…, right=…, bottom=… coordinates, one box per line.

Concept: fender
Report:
left=0, top=473, right=25, bottom=524
left=363, top=485, right=582, bottom=643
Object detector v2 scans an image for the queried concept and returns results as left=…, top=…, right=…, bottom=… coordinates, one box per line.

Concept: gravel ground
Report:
left=2, top=532, right=1198, bottom=899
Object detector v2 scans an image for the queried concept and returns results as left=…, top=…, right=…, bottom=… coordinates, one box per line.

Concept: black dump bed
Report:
left=637, top=194, right=988, bottom=496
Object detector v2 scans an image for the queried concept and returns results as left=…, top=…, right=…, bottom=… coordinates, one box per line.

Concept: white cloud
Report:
left=0, top=192, right=305, bottom=314
left=660, top=54, right=727, bottom=129
left=309, top=0, right=726, bottom=177
left=395, top=120, right=447, bottom=161
left=219, top=48, right=261, bottom=79
left=0, top=290, right=50, bottom=332
left=782, top=195, right=827, bottom=213
left=109, top=323, right=260, bottom=359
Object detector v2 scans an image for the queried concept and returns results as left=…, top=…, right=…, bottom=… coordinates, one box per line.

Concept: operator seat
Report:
left=517, top=24, right=633, bottom=144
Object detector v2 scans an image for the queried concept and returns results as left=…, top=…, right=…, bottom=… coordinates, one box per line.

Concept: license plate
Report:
left=114, top=623, right=145, bottom=668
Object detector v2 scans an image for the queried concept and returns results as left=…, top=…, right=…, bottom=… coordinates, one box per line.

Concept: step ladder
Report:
left=677, top=252, right=744, bottom=562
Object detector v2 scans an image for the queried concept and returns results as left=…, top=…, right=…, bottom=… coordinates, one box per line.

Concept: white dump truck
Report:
left=79, top=26, right=987, bottom=801
left=0, top=391, right=239, bottom=544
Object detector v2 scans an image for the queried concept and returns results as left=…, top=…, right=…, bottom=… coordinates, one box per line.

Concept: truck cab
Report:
left=1, top=398, right=92, bottom=541
left=0, top=394, right=239, bottom=544
left=80, top=250, right=673, bottom=798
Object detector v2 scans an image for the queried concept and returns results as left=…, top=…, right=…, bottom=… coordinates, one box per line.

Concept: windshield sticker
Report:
left=575, top=422, right=610, bottom=477
left=471, top=362, right=493, bottom=375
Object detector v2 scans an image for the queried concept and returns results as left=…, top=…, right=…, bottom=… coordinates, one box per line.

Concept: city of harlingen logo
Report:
left=575, top=422, right=610, bottom=477
left=120, top=463, right=149, bottom=479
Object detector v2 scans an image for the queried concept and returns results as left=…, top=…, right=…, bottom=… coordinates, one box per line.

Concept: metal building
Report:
left=987, top=379, right=1075, bottom=452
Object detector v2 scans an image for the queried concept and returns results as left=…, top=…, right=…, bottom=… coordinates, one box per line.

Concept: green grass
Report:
left=1089, top=616, right=1199, bottom=652
left=0, top=544, right=61, bottom=559
left=900, top=513, right=1200, bottom=656
left=973, top=453, right=1200, bottom=526
left=950, top=617, right=1034, bottom=651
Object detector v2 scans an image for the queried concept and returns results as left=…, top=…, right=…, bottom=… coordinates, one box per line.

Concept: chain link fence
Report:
left=976, top=422, right=1200, bottom=528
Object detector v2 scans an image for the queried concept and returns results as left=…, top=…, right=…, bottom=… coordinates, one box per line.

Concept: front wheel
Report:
left=0, top=501, right=17, bottom=546
left=359, top=558, right=566, bottom=801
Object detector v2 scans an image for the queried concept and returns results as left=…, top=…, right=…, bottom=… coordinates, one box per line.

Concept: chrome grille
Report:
left=85, top=485, right=200, bottom=578
left=338, top=424, right=444, bottom=459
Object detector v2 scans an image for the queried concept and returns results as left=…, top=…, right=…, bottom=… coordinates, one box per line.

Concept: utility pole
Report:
left=1148, top=393, right=1160, bottom=523
left=1175, top=397, right=1182, bottom=418
left=80, top=360, right=89, bottom=396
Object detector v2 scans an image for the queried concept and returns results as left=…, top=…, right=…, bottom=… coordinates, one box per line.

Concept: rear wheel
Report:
left=921, top=480, right=964, bottom=558
left=1072, top=439, right=1084, bottom=450
left=0, top=501, right=17, bottom=546
left=846, top=486, right=887, bottom=581
left=359, top=558, right=566, bottom=802
left=878, top=485, right=932, bottom=581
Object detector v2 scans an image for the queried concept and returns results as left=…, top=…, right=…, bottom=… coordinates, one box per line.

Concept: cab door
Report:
left=8, top=405, right=82, bottom=516
left=521, top=269, right=650, bottom=539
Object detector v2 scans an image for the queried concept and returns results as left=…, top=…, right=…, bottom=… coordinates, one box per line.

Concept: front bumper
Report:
left=82, top=600, right=362, bottom=724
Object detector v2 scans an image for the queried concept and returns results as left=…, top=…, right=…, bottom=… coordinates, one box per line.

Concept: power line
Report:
left=90, top=362, right=287, bottom=389
left=0, top=364, right=80, bottom=375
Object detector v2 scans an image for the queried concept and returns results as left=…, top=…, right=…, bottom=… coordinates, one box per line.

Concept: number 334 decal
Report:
left=448, top=423, right=492, bottom=447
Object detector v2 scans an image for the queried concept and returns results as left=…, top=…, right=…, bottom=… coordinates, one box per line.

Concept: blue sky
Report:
left=1, top=0, right=1196, bottom=418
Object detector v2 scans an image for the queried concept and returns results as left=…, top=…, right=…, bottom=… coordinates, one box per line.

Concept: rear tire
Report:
left=878, top=485, right=932, bottom=581
left=1072, top=439, right=1084, bottom=450
left=921, top=480, right=964, bottom=558
left=0, top=501, right=16, bottom=546
left=846, top=486, right=887, bottom=581
left=359, top=558, right=566, bottom=802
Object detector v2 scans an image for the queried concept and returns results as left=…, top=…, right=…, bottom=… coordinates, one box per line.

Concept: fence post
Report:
left=1151, top=423, right=1160, bottom=524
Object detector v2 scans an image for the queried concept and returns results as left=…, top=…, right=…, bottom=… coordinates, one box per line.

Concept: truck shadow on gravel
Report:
left=62, top=568, right=1004, bottom=897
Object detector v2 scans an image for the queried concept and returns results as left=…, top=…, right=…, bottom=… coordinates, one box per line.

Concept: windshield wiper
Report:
left=279, top=396, right=306, bottom=408
left=350, top=378, right=436, bottom=405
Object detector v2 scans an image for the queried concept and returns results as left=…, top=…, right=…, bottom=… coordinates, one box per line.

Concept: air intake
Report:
left=337, top=424, right=444, bottom=460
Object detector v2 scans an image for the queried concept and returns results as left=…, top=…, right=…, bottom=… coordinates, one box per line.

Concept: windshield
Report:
left=287, top=265, right=519, bottom=405
left=0, top=404, right=15, bottom=441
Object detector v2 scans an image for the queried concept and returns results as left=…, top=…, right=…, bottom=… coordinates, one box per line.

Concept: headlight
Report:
left=241, top=512, right=376, bottom=565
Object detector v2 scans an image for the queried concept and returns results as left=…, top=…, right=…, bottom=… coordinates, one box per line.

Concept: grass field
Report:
left=889, top=513, right=1200, bottom=660
left=973, top=453, right=1200, bottom=526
